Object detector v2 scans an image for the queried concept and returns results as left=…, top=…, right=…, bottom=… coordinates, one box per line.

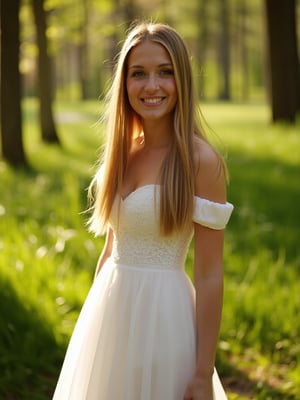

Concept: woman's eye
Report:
left=131, top=70, right=145, bottom=78
left=160, top=69, right=173, bottom=76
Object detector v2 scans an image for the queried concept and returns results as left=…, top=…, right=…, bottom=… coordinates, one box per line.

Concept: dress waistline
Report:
left=113, top=261, right=183, bottom=272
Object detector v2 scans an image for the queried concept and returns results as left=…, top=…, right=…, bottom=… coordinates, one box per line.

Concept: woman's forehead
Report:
left=127, top=41, right=172, bottom=67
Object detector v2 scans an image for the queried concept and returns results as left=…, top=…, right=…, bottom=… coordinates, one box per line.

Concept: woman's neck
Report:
left=141, top=118, right=173, bottom=148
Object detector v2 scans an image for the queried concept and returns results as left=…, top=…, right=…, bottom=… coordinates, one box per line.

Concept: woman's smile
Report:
left=142, top=96, right=166, bottom=106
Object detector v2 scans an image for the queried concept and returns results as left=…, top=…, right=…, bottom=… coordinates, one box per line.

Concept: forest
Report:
left=0, top=0, right=300, bottom=399
left=1, top=0, right=300, bottom=165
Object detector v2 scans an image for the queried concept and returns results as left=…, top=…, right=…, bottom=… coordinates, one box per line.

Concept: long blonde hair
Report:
left=89, top=22, right=211, bottom=236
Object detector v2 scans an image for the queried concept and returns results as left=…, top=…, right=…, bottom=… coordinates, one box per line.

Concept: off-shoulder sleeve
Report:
left=193, top=197, right=234, bottom=230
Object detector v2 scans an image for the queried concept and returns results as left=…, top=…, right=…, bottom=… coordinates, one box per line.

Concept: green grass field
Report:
left=0, top=99, right=299, bottom=399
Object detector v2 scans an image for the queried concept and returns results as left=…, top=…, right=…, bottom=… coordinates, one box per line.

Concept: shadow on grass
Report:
left=221, top=150, right=299, bottom=399
left=226, top=150, right=299, bottom=266
left=0, top=277, right=63, bottom=400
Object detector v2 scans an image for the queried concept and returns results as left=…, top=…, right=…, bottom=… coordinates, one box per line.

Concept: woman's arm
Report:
left=193, top=223, right=224, bottom=375
left=94, top=227, right=114, bottom=279
left=184, top=141, right=227, bottom=400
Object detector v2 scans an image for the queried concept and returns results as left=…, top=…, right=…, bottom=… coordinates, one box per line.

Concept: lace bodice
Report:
left=109, top=185, right=233, bottom=270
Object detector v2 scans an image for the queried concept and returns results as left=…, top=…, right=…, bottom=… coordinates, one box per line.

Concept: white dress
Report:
left=53, top=185, right=233, bottom=400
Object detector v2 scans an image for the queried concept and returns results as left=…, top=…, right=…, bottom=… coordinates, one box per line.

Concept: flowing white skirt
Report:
left=53, top=259, right=227, bottom=399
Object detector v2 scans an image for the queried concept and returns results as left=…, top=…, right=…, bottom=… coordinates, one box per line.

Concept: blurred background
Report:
left=0, top=1, right=299, bottom=399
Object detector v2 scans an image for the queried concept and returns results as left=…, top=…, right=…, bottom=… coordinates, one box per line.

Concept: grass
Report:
left=0, top=98, right=299, bottom=399
left=201, top=103, right=300, bottom=398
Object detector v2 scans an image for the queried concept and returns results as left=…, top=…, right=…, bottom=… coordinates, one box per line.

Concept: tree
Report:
left=218, top=0, right=231, bottom=100
left=0, top=0, right=27, bottom=166
left=32, top=0, right=59, bottom=142
left=196, top=0, right=209, bottom=98
left=235, top=0, right=250, bottom=101
left=123, top=0, right=140, bottom=27
left=264, top=0, right=299, bottom=123
left=78, top=0, right=89, bottom=100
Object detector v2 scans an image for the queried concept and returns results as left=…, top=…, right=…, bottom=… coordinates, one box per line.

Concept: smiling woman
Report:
left=53, top=22, right=233, bottom=400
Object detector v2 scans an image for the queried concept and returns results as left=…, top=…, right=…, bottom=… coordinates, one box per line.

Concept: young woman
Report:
left=53, top=22, right=233, bottom=400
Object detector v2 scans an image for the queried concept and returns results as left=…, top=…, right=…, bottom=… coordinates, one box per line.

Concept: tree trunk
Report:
left=0, top=0, right=27, bottom=166
left=238, top=0, right=249, bottom=101
left=78, top=0, right=89, bottom=100
left=264, top=0, right=299, bottom=123
left=32, top=0, right=59, bottom=143
left=108, top=0, right=139, bottom=69
left=108, top=0, right=122, bottom=69
left=123, top=0, right=139, bottom=28
left=197, top=0, right=209, bottom=98
left=218, top=0, right=231, bottom=100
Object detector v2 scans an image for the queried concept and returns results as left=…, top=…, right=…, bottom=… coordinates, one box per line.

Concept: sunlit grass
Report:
left=0, top=98, right=299, bottom=399
left=202, top=102, right=299, bottom=165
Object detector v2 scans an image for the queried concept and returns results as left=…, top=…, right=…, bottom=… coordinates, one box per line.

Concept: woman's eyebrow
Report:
left=128, top=63, right=173, bottom=69
left=128, top=65, right=143, bottom=69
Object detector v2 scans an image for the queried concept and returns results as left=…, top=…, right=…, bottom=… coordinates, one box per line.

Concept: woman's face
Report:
left=126, top=40, right=178, bottom=124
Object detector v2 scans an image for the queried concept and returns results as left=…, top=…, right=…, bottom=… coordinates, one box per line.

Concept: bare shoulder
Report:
left=192, top=136, right=226, bottom=203
left=192, top=136, right=220, bottom=172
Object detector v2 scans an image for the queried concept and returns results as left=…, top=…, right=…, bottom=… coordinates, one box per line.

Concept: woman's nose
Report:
left=145, top=74, right=159, bottom=91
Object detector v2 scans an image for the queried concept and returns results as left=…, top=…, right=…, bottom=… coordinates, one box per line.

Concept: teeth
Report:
left=143, top=97, right=163, bottom=104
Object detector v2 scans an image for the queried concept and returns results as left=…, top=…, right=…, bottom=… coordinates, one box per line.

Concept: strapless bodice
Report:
left=109, top=185, right=233, bottom=270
